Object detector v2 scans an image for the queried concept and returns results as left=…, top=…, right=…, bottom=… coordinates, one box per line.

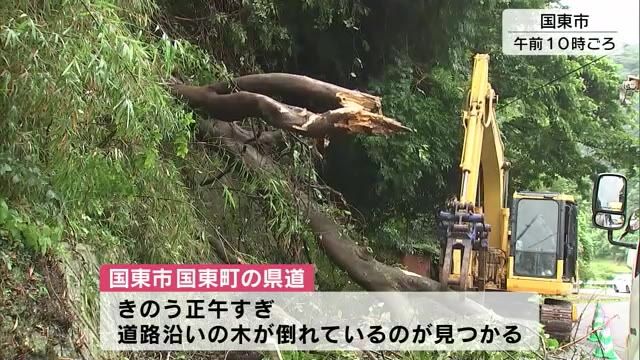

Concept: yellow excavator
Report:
left=437, top=54, right=578, bottom=341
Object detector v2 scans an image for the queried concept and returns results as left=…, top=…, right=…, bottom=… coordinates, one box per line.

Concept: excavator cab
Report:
left=507, top=192, right=578, bottom=296
left=506, top=191, right=579, bottom=342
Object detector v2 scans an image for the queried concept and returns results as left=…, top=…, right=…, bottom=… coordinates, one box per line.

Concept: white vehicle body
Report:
left=613, top=273, right=632, bottom=293
left=626, top=245, right=639, bottom=360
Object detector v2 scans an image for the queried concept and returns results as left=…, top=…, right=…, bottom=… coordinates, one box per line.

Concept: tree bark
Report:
left=204, top=73, right=382, bottom=113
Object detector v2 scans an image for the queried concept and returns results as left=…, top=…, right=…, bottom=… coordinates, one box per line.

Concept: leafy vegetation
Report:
left=588, top=259, right=632, bottom=280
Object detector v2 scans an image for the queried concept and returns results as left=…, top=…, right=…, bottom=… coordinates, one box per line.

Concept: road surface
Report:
left=575, top=288, right=630, bottom=358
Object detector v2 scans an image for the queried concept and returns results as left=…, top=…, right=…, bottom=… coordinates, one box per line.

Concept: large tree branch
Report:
left=172, top=85, right=411, bottom=138
left=205, top=73, right=382, bottom=113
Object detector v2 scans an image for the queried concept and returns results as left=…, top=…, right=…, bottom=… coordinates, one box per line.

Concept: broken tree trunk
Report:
left=170, top=82, right=411, bottom=139
left=198, top=121, right=444, bottom=292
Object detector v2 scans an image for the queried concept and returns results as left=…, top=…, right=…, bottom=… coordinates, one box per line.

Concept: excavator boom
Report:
left=438, top=54, right=510, bottom=291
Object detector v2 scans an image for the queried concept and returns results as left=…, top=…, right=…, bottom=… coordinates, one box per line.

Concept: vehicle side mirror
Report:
left=592, top=173, right=627, bottom=230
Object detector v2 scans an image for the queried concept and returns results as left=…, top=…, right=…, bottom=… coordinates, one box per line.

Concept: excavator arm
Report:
left=438, top=54, right=511, bottom=290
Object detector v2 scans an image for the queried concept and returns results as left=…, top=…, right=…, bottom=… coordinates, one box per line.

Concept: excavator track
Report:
left=540, top=298, right=574, bottom=343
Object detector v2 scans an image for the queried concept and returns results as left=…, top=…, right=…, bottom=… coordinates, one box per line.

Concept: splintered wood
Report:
left=293, top=107, right=412, bottom=136
left=336, top=90, right=382, bottom=114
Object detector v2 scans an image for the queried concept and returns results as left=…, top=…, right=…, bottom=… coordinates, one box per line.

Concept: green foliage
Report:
left=486, top=54, right=639, bottom=193
left=589, top=259, right=631, bottom=280
left=321, top=0, right=638, bottom=255
left=0, top=199, right=62, bottom=255
left=0, top=0, right=248, bottom=356
left=374, top=217, right=440, bottom=258
left=0, top=0, right=223, bottom=264
left=545, top=337, right=560, bottom=350
left=363, top=61, right=462, bottom=218
left=157, top=0, right=368, bottom=77
left=319, top=58, right=467, bottom=252
left=158, top=0, right=290, bottom=72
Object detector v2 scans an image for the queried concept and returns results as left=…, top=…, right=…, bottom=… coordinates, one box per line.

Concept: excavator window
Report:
left=513, top=198, right=559, bottom=278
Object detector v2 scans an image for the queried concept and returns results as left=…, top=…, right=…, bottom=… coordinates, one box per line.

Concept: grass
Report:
left=0, top=1, right=228, bottom=358
left=0, top=244, right=76, bottom=358
left=589, top=259, right=631, bottom=280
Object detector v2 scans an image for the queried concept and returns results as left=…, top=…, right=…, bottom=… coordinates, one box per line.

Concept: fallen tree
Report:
left=199, top=121, right=444, bottom=292
left=170, top=74, right=445, bottom=292
left=170, top=75, right=411, bottom=138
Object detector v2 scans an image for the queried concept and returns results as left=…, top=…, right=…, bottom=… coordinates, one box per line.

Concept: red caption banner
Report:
left=99, top=264, right=315, bottom=292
